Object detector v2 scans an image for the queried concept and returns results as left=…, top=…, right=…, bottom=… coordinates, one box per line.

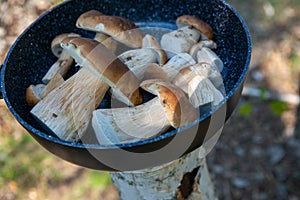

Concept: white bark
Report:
left=110, top=146, right=217, bottom=200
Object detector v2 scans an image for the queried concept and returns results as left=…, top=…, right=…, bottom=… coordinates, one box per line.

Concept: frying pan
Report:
left=0, top=0, right=251, bottom=171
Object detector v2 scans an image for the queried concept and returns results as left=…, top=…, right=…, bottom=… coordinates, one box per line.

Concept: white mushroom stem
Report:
left=91, top=63, right=171, bottom=145
left=188, top=75, right=224, bottom=107
left=42, top=33, right=80, bottom=84
left=110, top=146, right=217, bottom=200
left=162, top=53, right=196, bottom=81
left=118, top=48, right=157, bottom=80
left=172, top=67, right=195, bottom=93
left=196, top=47, right=224, bottom=72
left=173, top=66, right=224, bottom=107
left=199, top=40, right=217, bottom=49
left=61, top=37, right=142, bottom=106
left=177, top=26, right=201, bottom=42
left=142, top=34, right=168, bottom=65
left=173, top=70, right=214, bottom=107
left=31, top=68, right=109, bottom=142
left=92, top=97, right=170, bottom=145
left=192, top=63, right=226, bottom=96
left=42, top=50, right=73, bottom=83
left=142, top=63, right=169, bottom=82
left=160, top=29, right=196, bottom=59
left=41, top=72, right=64, bottom=98
left=189, top=41, right=217, bottom=60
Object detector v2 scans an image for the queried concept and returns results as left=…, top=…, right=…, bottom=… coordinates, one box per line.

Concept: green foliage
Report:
left=269, top=0, right=283, bottom=12
left=89, top=171, right=112, bottom=188
left=238, top=103, right=253, bottom=117
left=269, top=100, right=289, bottom=116
left=0, top=134, right=47, bottom=188
left=258, top=87, right=267, bottom=100
left=290, top=53, right=300, bottom=71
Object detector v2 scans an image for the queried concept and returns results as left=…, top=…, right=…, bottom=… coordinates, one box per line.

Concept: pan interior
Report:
left=2, top=0, right=251, bottom=146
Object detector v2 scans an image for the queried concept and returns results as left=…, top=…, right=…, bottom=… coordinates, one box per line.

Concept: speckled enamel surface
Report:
left=0, top=0, right=251, bottom=170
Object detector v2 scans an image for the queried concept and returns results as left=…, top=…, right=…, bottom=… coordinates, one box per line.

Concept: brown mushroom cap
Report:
left=51, top=33, right=80, bottom=57
left=26, top=84, right=45, bottom=107
left=140, top=79, right=199, bottom=128
left=61, top=36, right=142, bottom=106
left=176, top=15, right=213, bottom=40
left=76, top=10, right=144, bottom=48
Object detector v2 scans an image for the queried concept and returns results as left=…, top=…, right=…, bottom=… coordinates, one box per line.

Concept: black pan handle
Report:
left=0, top=64, right=3, bottom=99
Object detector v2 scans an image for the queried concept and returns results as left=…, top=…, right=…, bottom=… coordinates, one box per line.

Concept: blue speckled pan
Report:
left=0, top=0, right=251, bottom=171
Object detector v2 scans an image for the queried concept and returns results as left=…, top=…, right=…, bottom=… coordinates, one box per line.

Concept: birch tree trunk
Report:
left=110, top=146, right=217, bottom=200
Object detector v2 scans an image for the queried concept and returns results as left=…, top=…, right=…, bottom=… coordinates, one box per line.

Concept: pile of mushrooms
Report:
left=27, top=10, right=225, bottom=145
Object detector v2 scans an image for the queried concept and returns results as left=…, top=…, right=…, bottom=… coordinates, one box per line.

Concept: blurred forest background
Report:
left=0, top=0, right=300, bottom=199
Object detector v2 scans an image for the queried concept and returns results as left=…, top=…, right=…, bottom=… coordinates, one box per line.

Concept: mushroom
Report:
left=92, top=79, right=199, bottom=145
left=142, top=63, right=169, bottom=82
left=93, top=32, right=117, bottom=52
left=26, top=72, right=64, bottom=107
left=177, top=26, right=202, bottom=42
left=188, top=74, right=224, bottom=107
left=42, top=33, right=80, bottom=83
left=171, top=67, right=195, bottom=93
left=31, top=67, right=109, bottom=142
left=82, top=15, right=120, bottom=54
left=160, top=16, right=211, bottom=59
left=196, top=47, right=224, bottom=72
left=40, top=72, right=65, bottom=98
left=91, top=64, right=170, bottom=145
left=94, top=32, right=132, bottom=56
left=61, top=36, right=142, bottom=106
left=162, top=53, right=196, bottom=81
left=173, top=65, right=224, bottom=107
left=176, top=15, right=213, bottom=40
left=189, top=40, right=217, bottom=59
left=199, top=40, right=217, bottom=49
left=93, top=32, right=109, bottom=43
left=76, top=10, right=144, bottom=48
left=160, top=29, right=196, bottom=59
left=142, top=34, right=168, bottom=65
left=26, top=84, right=45, bottom=107
left=92, top=97, right=170, bottom=145
left=189, top=77, right=214, bottom=107
left=118, top=48, right=157, bottom=80
left=192, top=62, right=225, bottom=95
left=141, top=79, right=199, bottom=128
